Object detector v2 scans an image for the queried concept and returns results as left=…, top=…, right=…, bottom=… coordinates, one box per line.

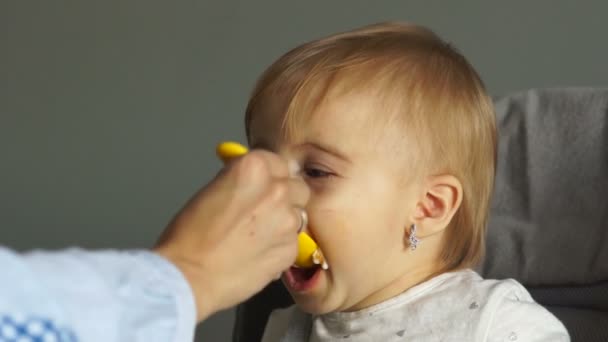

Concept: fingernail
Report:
left=288, top=159, right=301, bottom=177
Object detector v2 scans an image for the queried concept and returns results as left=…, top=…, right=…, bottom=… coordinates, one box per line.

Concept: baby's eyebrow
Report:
left=250, top=140, right=351, bottom=163
left=302, top=142, right=351, bottom=163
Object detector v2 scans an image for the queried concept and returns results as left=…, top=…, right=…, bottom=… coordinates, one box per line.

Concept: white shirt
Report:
left=262, top=269, right=569, bottom=341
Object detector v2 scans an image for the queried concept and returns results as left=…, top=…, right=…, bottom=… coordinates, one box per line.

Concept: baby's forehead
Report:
left=249, top=89, right=405, bottom=156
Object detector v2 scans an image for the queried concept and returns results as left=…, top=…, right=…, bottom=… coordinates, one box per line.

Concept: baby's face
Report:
left=249, top=90, right=422, bottom=314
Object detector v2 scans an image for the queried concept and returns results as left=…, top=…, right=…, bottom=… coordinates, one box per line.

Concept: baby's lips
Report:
left=295, top=232, right=329, bottom=270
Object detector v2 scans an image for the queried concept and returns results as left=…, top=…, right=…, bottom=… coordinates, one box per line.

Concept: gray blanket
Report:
left=481, top=87, right=608, bottom=286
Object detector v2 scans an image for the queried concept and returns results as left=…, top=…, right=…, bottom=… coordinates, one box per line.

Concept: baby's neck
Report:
left=343, top=262, right=441, bottom=312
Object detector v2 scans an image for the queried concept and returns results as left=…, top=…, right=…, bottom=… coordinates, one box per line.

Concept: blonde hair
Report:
left=245, top=22, right=497, bottom=271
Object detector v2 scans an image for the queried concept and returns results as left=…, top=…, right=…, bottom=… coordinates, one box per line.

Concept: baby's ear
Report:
left=412, top=174, right=463, bottom=236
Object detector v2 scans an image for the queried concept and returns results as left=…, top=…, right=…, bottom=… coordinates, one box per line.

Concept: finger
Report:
left=230, top=152, right=274, bottom=189
left=248, top=150, right=290, bottom=179
left=266, top=237, right=298, bottom=272
left=264, top=202, right=301, bottom=237
left=279, top=205, right=307, bottom=238
left=286, top=178, right=310, bottom=208
left=278, top=238, right=299, bottom=269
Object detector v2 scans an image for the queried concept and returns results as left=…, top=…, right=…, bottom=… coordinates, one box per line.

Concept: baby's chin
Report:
left=291, top=295, right=337, bottom=315
left=288, top=287, right=351, bottom=315
left=281, top=267, right=357, bottom=315
left=289, top=283, right=383, bottom=315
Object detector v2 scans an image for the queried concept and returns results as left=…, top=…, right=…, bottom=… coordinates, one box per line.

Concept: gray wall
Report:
left=1, top=1, right=606, bottom=340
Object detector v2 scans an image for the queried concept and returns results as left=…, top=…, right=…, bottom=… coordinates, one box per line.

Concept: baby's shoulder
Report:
left=429, top=269, right=528, bottom=303
left=448, top=271, right=570, bottom=341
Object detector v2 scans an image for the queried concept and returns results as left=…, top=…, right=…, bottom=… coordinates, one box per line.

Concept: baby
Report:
left=244, top=22, right=569, bottom=341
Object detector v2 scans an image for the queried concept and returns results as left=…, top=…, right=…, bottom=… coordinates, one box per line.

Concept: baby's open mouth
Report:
left=291, top=266, right=318, bottom=282
left=284, top=265, right=323, bottom=292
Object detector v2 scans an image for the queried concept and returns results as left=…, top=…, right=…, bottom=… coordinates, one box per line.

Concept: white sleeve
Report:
left=485, top=280, right=570, bottom=342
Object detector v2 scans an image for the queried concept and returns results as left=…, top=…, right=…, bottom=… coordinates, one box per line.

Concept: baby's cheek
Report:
left=316, top=211, right=379, bottom=270
left=309, top=208, right=350, bottom=254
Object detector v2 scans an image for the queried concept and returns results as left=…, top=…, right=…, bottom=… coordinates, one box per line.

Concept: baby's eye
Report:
left=303, top=167, right=333, bottom=179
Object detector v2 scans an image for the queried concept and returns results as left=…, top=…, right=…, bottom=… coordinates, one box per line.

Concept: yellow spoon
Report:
left=216, top=141, right=328, bottom=270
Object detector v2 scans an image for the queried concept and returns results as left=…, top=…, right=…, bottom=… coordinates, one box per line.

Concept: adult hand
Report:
left=155, top=150, right=309, bottom=321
